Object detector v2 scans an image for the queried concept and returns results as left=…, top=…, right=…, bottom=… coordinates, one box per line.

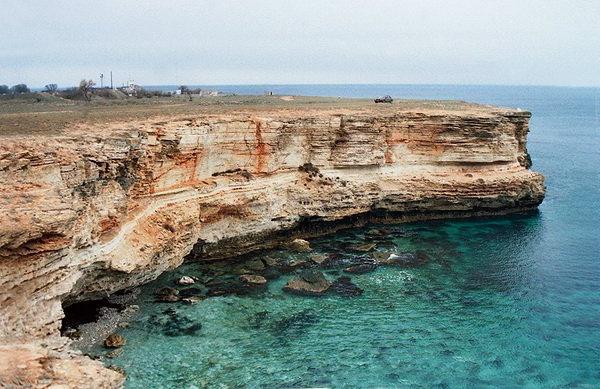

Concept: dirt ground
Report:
left=0, top=93, right=508, bottom=137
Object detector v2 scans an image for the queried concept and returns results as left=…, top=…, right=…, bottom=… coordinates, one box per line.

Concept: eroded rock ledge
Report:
left=0, top=100, right=544, bottom=387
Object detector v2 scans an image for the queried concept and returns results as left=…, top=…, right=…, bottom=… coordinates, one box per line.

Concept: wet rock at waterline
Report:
left=262, top=256, right=280, bottom=267
left=344, top=262, right=378, bottom=274
left=350, top=242, right=377, bottom=252
left=288, top=238, right=312, bottom=252
left=276, top=258, right=311, bottom=273
left=177, top=276, right=195, bottom=285
left=365, top=228, right=390, bottom=239
left=104, top=333, right=126, bottom=348
left=310, top=253, right=329, bottom=265
left=240, top=274, right=268, bottom=286
left=372, top=251, right=429, bottom=267
left=182, top=296, right=204, bottom=305
left=283, top=270, right=331, bottom=296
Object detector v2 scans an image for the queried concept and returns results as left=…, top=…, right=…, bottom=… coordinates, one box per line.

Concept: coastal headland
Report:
left=0, top=95, right=545, bottom=387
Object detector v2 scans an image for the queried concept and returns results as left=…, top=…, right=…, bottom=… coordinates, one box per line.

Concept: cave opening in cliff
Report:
left=60, top=298, right=124, bottom=335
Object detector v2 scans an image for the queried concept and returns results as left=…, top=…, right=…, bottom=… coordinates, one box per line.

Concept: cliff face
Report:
left=0, top=102, right=544, bottom=387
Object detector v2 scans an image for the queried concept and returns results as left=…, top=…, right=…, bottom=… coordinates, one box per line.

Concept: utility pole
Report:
left=110, top=71, right=113, bottom=89
left=100, top=73, right=104, bottom=88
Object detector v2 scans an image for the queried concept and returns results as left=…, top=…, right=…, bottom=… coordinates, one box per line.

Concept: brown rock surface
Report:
left=239, top=274, right=268, bottom=285
left=0, top=98, right=544, bottom=387
left=283, top=270, right=332, bottom=296
left=288, top=238, right=312, bottom=252
left=104, top=333, right=126, bottom=348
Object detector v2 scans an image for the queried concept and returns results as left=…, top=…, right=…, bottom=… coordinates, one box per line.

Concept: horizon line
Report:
left=21, top=82, right=600, bottom=90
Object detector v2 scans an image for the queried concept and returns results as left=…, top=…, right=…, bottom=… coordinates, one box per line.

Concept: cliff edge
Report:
left=0, top=97, right=544, bottom=387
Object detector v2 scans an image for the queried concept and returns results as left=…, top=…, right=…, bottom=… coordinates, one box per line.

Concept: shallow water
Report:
left=102, top=85, right=600, bottom=387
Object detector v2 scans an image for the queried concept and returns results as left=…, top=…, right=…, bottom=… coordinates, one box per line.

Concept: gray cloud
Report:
left=2, top=0, right=599, bottom=87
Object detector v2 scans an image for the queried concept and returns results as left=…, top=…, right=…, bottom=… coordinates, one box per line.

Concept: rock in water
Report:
left=365, top=228, right=389, bottom=238
left=289, top=238, right=311, bottom=252
left=239, top=274, right=268, bottom=286
left=283, top=270, right=331, bottom=296
left=262, top=256, right=280, bottom=267
left=344, top=263, right=378, bottom=274
left=106, top=348, right=123, bottom=359
left=245, top=259, right=266, bottom=272
left=372, top=251, right=393, bottom=264
left=310, top=253, right=329, bottom=265
left=155, top=287, right=180, bottom=302
left=178, top=287, right=203, bottom=298
left=104, top=333, right=126, bottom=348
left=182, top=296, right=203, bottom=305
left=372, top=251, right=429, bottom=267
left=177, top=276, right=195, bottom=285
left=331, top=276, right=364, bottom=297
left=150, top=308, right=203, bottom=337
left=350, top=242, right=377, bottom=252
left=415, top=250, right=429, bottom=265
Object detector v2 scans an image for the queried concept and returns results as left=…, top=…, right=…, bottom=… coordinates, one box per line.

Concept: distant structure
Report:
left=119, top=80, right=142, bottom=96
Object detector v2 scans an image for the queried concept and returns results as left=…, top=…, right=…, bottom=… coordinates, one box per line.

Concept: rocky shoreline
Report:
left=65, top=230, right=434, bottom=359
left=0, top=99, right=544, bottom=387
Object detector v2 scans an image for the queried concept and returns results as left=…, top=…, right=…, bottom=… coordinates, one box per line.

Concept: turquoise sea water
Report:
left=108, top=85, right=600, bottom=387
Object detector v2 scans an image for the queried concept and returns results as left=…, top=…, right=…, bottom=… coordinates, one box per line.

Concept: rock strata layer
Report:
left=0, top=101, right=544, bottom=387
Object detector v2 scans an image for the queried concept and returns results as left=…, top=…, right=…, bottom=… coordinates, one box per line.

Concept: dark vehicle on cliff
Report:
left=374, top=95, right=393, bottom=103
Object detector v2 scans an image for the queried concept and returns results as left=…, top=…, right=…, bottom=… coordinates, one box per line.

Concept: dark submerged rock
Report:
left=350, top=242, right=377, bottom=252
left=300, top=269, right=327, bottom=284
left=149, top=308, right=202, bottom=337
left=206, top=279, right=247, bottom=296
left=262, top=267, right=281, bottom=280
left=365, top=228, right=389, bottom=239
left=234, top=258, right=266, bottom=274
left=155, top=287, right=180, bottom=302
left=331, top=276, right=363, bottom=297
left=271, top=309, right=318, bottom=337
left=206, top=275, right=266, bottom=296
left=178, top=287, right=204, bottom=298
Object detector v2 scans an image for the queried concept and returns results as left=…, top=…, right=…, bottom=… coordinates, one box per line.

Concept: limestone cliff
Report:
left=0, top=100, right=544, bottom=387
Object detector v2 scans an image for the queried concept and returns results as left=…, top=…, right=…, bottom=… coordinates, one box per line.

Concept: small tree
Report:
left=44, top=84, right=58, bottom=94
left=78, top=79, right=95, bottom=101
left=0, top=85, right=9, bottom=95
left=11, top=84, right=30, bottom=94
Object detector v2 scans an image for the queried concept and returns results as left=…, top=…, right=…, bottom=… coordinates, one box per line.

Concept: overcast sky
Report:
left=2, top=0, right=599, bottom=87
